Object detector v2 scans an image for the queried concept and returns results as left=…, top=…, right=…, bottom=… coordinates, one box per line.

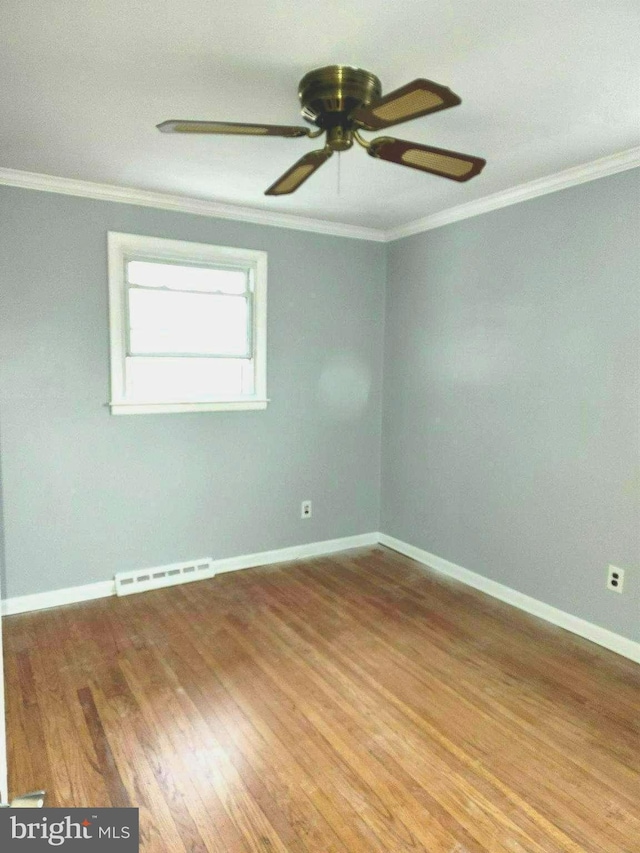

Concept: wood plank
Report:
left=124, top=622, right=350, bottom=853
left=77, top=685, right=132, bottom=809
left=302, top=555, right=640, bottom=798
left=256, top=559, right=636, bottom=851
left=4, top=546, right=639, bottom=852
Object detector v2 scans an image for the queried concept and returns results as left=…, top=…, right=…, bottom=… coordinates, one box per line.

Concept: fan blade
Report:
left=265, top=148, right=333, bottom=196
left=157, top=120, right=310, bottom=138
left=351, top=79, right=461, bottom=130
left=368, top=137, right=485, bottom=182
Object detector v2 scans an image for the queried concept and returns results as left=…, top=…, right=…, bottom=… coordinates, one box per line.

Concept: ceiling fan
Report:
left=157, top=65, right=486, bottom=196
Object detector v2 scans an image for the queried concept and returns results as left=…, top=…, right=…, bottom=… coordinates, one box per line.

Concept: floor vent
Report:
left=114, top=558, right=215, bottom=597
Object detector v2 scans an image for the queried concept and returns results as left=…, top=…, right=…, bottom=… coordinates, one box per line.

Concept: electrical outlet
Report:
left=607, top=565, right=624, bottom=593
left=301, top=500, right=312, bottom=519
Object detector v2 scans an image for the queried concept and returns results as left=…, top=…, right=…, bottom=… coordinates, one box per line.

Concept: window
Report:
left=108, top=232, right=267, bottom=414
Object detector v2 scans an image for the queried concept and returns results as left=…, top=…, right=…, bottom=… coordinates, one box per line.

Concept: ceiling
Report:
left=1, top=0, right=639, bottom=232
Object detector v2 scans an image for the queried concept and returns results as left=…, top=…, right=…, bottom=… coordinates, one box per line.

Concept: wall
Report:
left=382, top=169, right=640, bottom=642
left=0, top=186, right=385, bottom=598
left=1, top=169, right=638, bottom=645
left=0, top=422, right=7, bottom=800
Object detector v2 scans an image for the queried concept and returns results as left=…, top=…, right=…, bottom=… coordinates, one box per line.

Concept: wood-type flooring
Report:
left=5, top=546, right=640, bottom=851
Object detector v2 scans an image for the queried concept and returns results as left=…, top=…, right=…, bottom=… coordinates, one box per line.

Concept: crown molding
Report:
left=0, top=167, right=385, bottom=242
left=1, top=147, right=638, bottom=244
left=384, top=146, right=640, bottom=241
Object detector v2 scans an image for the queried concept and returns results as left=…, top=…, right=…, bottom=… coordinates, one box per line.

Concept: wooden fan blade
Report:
left=265, top=148, right=333, bottom=196
left=351, top=79, right=461, bottom=130
left=368, top=137, right=486, bottom=182
left=157, top=120, right=310, bottom=138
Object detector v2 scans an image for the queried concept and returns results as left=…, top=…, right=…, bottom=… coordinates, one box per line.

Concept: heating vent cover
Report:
left=115, top=557, right=215, bottom=596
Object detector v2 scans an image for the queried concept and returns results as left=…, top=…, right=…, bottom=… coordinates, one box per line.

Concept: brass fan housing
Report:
left=299, top=66, right=382, bottom=135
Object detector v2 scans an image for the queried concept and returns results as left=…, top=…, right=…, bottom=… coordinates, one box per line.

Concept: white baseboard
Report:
left=1, top=532, right=379, bottom=616
left=212, top=532, right=378, bottom=575
left=378, top=534, right=640, bottom=665
left=2, top=580, right=116, bottom=616
left=4, top=530, right=637, bottom=667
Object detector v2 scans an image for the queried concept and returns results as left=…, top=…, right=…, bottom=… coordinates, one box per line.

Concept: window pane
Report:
left=128, top=289, right=249, bottom=356
left=126, top=357, right=247, bottom=402
left=127, top=260, right=247, bottom=294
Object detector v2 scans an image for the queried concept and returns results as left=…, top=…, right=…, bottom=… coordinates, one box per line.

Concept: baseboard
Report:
left=7, top=531, right=635, bottom=667
left=2, top=580, right=116, bottom=616
left=212, top=532, right=378, bottom=575
left=1, top=532, right=379, bottom=616
left=378, top=534, right=640, bottom=665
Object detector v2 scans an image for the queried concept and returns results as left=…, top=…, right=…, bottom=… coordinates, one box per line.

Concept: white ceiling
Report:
left=1, top=0, right=639, bottom=231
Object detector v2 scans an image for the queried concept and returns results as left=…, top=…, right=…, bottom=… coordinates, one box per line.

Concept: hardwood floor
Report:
left=4, top=546, right=640, bottom=851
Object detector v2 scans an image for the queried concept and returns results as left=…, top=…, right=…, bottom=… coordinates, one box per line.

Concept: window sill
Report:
left=109, top=399, right=269, bottom=415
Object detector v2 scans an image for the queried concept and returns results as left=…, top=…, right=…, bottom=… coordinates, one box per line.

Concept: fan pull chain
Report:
left=337, top=152, right=341, bottom=196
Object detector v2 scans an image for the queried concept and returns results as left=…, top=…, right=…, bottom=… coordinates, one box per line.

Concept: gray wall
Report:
left=0, top=422, right=6, bottom=601
left=2, top=171, right=638, bottom=644
left=0, top=186, right=385, bottom=598
left=382, top=169, right=640, bottom=642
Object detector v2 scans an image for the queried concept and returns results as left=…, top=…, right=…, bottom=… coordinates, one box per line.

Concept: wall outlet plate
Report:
left=607, top=565, right=624, bottom=593
left=301, top=500, right=312, bottom=519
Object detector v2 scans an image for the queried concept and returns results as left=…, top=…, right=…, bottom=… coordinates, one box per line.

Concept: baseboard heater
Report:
left=114, top=557, right=215, bottom=596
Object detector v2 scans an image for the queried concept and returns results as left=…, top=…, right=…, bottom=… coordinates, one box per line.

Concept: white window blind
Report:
left=108, top=233, right=267, bottom=414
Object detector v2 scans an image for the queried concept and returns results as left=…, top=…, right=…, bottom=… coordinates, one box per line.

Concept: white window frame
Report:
left=108, top=232, right=267, bottom=414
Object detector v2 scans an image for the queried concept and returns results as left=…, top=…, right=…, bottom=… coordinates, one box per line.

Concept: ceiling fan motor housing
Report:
left=298, top=65, right=381, bottom=150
